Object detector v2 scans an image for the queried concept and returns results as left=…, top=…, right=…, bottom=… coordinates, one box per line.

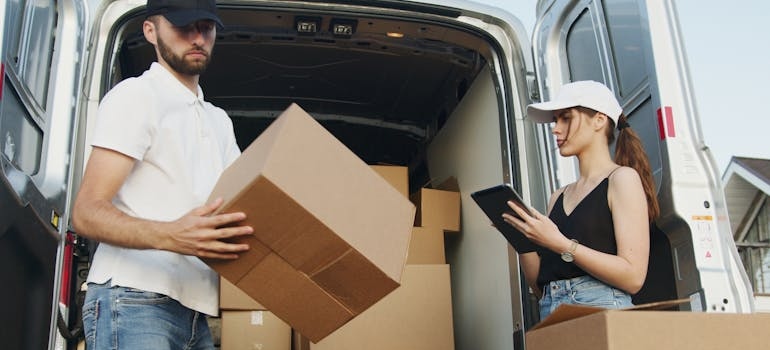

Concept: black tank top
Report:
left=536, top=177, right=618, bottom=289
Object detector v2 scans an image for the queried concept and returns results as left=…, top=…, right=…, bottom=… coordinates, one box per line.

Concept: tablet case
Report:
left=471, top=184, right=537, bottom=253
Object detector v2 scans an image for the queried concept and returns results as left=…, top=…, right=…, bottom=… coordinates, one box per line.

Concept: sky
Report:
left=470, top=0, right=770, bottom=174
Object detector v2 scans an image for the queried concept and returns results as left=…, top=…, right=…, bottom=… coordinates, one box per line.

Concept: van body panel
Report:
left=1, top=0, right=89, bottom=349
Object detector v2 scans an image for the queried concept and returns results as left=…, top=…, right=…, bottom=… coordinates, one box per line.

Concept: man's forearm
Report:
left=72, top=198, right=168, bottom=250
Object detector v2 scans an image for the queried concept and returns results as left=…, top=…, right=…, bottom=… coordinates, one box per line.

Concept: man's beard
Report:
left=157, top=36, right=211, bottom=75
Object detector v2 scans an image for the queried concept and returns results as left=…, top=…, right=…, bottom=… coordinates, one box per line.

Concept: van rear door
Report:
left=0, top=1, right=88, bottom=349
left=532, top=0, right=754, bottom=313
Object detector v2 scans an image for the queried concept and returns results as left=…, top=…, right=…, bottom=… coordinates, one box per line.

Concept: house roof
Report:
left=722, top=157, right=770, bottom=240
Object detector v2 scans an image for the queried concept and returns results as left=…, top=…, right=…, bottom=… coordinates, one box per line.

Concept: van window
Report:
left=16, top=0, right=55, bottom=108
left=3, top=0, right=25, bottom=62
left=603, top=0, right=646, bottom=98
left=0, top=0, right=56, bottom=175
left=566, top=9, right=602, bottom=82
left=562, top=1, right=663, bottom=186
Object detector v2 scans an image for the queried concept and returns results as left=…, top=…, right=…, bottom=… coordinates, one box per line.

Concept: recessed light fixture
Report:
left=295, top=16, right=321, bottom=35
left=330, top=19, right=357, bottom=37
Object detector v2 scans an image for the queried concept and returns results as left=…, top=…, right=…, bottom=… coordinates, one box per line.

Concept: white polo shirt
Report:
left=86, top=62, right=241, bottom=316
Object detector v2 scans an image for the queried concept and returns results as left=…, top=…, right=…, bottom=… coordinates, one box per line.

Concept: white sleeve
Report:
left=90, top=79, right=155, bottom=161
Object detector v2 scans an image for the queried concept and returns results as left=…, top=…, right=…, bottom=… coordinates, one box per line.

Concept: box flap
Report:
left=435, top=176, right=459, bottom=191
left=529, top=298, right=690, bottom=331
left=529, top=304, right=605, bottom=331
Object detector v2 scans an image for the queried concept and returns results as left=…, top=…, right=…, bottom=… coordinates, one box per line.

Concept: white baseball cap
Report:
left=527, top=80, right=622, bottom=125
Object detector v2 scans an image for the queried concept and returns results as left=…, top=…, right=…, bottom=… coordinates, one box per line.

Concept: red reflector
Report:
left=59, top=232, right=75, bottom=305
left=657, top=106, right=675, bottom=140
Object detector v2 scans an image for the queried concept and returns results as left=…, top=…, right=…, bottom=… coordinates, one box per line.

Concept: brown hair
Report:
left=606, top=113, right=660, bottom=221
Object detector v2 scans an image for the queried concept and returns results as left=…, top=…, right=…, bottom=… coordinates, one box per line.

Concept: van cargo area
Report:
left=105, top=4, right=523, bottom=349
left=113, top=6, right=492, bottom=185
left=106, top=5, right=528, bottom=349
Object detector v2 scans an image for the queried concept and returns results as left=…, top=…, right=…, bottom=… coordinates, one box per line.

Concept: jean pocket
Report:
left=570, top=281, right=616, bottom=307
left=116, top=287, right=172, bottom=305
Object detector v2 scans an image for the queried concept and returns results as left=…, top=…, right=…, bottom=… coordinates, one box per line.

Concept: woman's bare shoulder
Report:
left=609, top=166, right=642, bottom=185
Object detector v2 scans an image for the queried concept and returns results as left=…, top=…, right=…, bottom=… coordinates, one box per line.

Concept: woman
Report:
left=503, top=80, right=659, bottom=319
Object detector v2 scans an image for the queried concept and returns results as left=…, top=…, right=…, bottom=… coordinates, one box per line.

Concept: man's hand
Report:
left=162, top=197, right=252, bottom=259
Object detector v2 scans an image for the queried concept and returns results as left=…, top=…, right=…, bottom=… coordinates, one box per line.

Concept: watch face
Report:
left=561, top=239, right=578, bottom=262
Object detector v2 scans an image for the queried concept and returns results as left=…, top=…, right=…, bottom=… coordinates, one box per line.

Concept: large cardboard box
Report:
left=308, top=264, right=455, bottom=350
left=221, top=311, right=291, bottom=350
left=526, top=303, right=770, bottom=350
left=370, top=165, right=409, bottom=198
left=411, top=188, right=461, bottom=232
left=220, top=277, right=265, bottom=310
left=205, top=104, right=415, bottom=342
left=406, top=226, right=445, bottom=264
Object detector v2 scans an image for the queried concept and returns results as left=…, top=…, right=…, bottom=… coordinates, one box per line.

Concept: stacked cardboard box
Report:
left=220, top=277, right=265, bottom=310
left=218, top=278, right=292, bottom=349
left=370, top=165, right=409, bottom=198
left=411, top=185, right=461, bottom=233
left=301, top=165, right=459, bottom=349
left=205, top=104, right=415, bottom=343
left=306, top=264, right=454, bottom=350
left=221, top=311, right=291, bottom=350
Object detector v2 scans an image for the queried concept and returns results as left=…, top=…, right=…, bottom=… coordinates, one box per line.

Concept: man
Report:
left=72, top=1, right=251, bottom=348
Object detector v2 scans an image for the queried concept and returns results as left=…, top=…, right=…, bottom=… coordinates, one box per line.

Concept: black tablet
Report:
left=471, top=184, right=537, bottom=253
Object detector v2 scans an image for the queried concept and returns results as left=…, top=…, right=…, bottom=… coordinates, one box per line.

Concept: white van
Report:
left=0, top=0, right=754, bottom=349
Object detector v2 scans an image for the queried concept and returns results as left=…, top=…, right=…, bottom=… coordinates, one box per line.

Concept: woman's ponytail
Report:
left=609, top=114, right=660, bottom=221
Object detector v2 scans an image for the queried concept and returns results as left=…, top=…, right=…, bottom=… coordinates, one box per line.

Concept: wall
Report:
left=427, top=66, right=516, bottom=350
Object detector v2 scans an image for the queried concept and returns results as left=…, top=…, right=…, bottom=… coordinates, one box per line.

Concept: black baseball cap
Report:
left=146, top=0, right=224, bottom=28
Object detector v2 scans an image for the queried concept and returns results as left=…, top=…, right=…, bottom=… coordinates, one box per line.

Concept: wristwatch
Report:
left=561, top=239, right=579, bottom=262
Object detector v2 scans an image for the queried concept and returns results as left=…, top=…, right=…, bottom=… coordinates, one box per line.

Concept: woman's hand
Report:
left=501, top=201, right=571, bottom=253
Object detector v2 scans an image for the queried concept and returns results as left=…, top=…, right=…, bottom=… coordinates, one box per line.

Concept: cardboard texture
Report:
left=370, top=165, right=409, bottom=198
left=411, top=188, right=461, bottom=232
left=220, top=277, right=265, bottom=310
left=221, top=311, right=291, bottom=350
left=204, top=103, right=415, bottom=342
left=406, top=226, right=445, bottom=264
left=526, top=303, right=770, bottom=350
left=308, top=264, right=455, bottom=350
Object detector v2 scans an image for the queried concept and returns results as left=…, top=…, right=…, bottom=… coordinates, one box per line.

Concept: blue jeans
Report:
left=82, top=281, right=214, bottom=350
left=539, top=275, right=633, bottom=319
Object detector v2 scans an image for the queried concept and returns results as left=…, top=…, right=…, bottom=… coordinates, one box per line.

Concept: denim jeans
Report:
left=539, top=275, right=633, bottom=319
left=82, top=281, right=214, bottom=350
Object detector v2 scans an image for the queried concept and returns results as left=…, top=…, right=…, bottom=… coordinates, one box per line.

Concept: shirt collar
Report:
left=149, top=62, right=206, bottom=105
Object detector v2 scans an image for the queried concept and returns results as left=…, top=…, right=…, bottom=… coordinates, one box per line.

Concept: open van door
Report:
left=531, top=0, right=754, bottom=314
left=0, top=1, right=88, bottom=349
